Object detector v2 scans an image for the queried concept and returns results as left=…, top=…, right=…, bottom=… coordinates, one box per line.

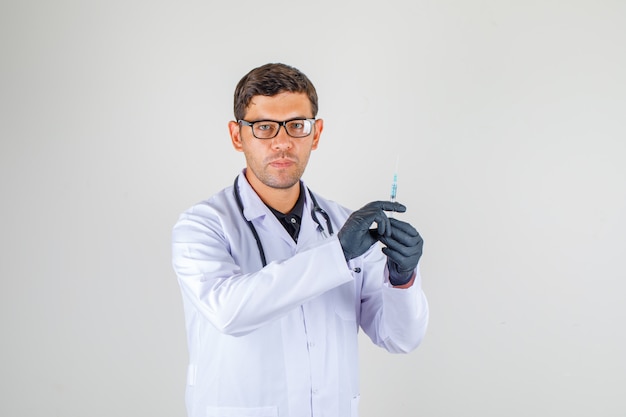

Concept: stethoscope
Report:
left=233, top=176, right=334, bottom=267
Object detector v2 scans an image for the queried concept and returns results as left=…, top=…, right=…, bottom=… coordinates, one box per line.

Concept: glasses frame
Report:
left=238, top=118, right=316, bottom=139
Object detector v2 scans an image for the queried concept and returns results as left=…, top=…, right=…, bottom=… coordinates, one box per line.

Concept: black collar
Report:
left=266, top=185, right=305, bottom=242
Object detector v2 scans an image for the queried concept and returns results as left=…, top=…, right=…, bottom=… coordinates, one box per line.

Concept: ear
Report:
left=311, top=118, right=323, bottom=150
left=229, top=120, right=243, bottom=152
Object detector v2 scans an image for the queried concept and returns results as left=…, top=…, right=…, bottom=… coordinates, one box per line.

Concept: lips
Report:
left=268, top=158, right=296, bottom=168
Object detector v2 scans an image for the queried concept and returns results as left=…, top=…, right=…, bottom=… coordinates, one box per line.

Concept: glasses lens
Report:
left=252, top=121, right=280, bottom=139
left=285, top=119, right=313, bottom=138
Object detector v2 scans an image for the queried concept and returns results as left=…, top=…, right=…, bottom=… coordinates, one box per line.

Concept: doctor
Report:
left=172, top=63, right=428, bottom=417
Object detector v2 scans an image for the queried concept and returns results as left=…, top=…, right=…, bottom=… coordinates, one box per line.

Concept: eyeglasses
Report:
left=238, top=118, right=316, bottom=139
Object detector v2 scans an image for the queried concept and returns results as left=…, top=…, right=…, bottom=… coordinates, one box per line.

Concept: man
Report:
left=172, top=63, right=428, bottom=417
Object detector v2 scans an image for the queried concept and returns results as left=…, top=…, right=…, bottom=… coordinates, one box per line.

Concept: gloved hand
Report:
left=378, top=218, right=423, bottom=286
left=338, top=201, right=406, bottom=261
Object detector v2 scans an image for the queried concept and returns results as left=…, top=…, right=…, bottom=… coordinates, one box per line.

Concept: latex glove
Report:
left=338, top=201, right=406, bottom=261
left=378, top=218, right=423, bottom=286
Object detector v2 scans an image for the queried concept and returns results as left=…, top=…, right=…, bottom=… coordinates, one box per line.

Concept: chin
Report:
left=249, top=166, right=303, bottom=190
left=267, top=179, right=299, bottom=190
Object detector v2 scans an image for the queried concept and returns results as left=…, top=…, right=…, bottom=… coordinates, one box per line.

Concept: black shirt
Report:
left=266, top=187, right=305, bottom=242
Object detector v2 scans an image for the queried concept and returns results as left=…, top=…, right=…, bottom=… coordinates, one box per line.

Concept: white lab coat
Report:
left=172, top=171, right=429, bottom=417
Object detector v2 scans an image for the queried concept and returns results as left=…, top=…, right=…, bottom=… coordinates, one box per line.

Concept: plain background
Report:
left=1, top=0, right=625, bottom=416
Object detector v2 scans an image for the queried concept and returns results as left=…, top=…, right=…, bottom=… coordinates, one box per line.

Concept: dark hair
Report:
left=233, top=63, right=318, bottom=120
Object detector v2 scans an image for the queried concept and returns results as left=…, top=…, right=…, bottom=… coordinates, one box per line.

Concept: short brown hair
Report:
left=233, top=63, right=319, bottom=120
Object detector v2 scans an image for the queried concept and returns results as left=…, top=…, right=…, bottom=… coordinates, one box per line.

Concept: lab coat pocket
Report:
left=351, top=394, right=360, bottom=417
left=205, top=405, right=278, bottom=417
left=334, top=283, right=360, bottom=392
left=334, top=279, right=358, bottom=326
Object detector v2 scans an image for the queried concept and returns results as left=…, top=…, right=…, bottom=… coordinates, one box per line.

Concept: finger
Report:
left=370, top=217, right=388, bottom=237
left=364, top=201, right=407, bottom=214
left=361, top=207, right=392, bottom=237
left=381, top=221, right=420, bottom=246
left=379, top=234, right=422, bottom=257
left=389, top=218, right=419, bottom=237
left=382, top=247, right=416, bottom=272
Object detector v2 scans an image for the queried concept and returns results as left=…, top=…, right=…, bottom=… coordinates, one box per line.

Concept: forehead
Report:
left=244, top=92, right=313, bottom=120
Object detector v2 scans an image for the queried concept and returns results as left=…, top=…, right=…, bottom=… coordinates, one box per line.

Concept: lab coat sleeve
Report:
left=357, top=247, right=429, bottom=353
left=172, top=206, right=354, bottom=337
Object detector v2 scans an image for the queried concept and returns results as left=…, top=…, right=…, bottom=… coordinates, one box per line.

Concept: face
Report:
left=229, top=92, right=323, bottom=192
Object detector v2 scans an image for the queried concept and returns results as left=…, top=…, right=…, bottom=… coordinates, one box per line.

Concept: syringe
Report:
left=389, top=157, right=399, bottom=217
left=390, top=156, right=399, bottom=202
left=390, top=172, right=398, bottom=203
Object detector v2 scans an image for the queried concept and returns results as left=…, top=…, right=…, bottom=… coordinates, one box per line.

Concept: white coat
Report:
left=172, top=171, right=429, bottom=417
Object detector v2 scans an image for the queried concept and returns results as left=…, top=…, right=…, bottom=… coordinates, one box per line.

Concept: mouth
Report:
left=268, top=158, right=296, bottom=169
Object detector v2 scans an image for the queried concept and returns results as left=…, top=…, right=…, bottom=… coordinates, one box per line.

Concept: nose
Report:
left=271, top=126, right=293, bottom=150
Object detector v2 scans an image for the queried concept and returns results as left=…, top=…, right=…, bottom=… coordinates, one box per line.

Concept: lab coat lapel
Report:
left=236, top=173, right=297, bottom=257
left=236, top=174, right=266, bottom=223
left=296, top=188, right=328, bottom=250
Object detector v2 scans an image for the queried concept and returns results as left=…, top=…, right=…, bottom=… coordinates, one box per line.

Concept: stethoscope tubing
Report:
left=232, top=176, right=333, bottom=268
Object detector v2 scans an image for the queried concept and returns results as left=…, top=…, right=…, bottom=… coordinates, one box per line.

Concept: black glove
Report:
left=378, top=218, right=423, bottom=286
left=338, top=201, right=406, bottom=261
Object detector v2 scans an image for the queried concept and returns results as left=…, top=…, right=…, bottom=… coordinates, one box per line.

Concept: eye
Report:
left=257, top=123, right=273, bottom=131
